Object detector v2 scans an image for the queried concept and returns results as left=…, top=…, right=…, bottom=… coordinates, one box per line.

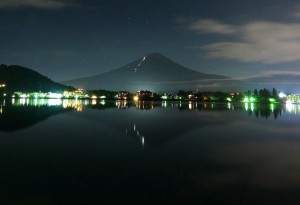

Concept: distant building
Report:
left=228, top=92, right=240, bottom=96
left=136, top=90, right=154, bottom=99
left=286, top=94, right=300, bottom=103
left=63, top=89, right=88, bottom=99
left=115, top=91, right=130, bottom=100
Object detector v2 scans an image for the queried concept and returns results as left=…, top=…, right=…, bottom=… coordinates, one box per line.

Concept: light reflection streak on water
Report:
left=245, top=103, right=249, bottom=111
left=189, top=101, right=192, bottom=110
left=227, top=103, right=231, bottom=110
left=63, top=99, right=83, bottom=112
left=270, top=104, right=274, bottom=112
left=129, top=123, right=145, bottom=149
left=34, top=98, right=38, bottom=107
left=285, top=103, right=300, bottom=114
left=286, top=102, right=293, bottom=113
left=251, top=103, right=254, bottom=112
left=116, top=100, right=127, bottom=109
left=47, top=99, right=62, bottom=106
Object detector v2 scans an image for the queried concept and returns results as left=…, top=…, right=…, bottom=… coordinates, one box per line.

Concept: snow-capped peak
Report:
left=134, top=56, right=147, bottom=72
left=138, top=56, right=146, bottom=67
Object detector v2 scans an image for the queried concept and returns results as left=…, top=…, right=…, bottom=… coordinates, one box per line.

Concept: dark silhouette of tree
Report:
left=254, top=89, right=258, bottom=97
left=258, top=88, right=271, bottom=102
left=272, top=88, right=278, bottom=98
left=247, top=90, right=251, bottom=96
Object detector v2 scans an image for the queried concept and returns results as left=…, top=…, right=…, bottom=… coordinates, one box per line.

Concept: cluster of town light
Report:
left=12, top=92, right=63, bottom=99
left=4, top=87, right=300, bottom=106
left=11, top=89, right=107, bottom=100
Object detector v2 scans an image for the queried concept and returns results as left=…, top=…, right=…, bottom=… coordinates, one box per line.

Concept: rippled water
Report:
left=0, top=99, right=300, bottom=205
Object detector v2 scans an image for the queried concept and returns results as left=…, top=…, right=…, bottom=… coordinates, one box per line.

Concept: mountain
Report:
left=63, top=53, right=228, bottom=92
left=0, top=64, right=73, bottom=93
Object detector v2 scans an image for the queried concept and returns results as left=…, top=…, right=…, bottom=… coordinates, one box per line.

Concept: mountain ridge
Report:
left=63, top=53, right=229, bottom=92
left=0, top=64, right=73, bottom=93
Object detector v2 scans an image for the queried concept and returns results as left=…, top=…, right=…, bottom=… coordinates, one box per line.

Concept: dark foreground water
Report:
left=1, top=99, right=300, bottom=205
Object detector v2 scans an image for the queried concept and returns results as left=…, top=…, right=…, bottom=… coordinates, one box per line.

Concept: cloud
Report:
left=233, top=70, right=300, bottom=80
left=188, top=19, right=236, bottom=35
left=186, top=19, right=300, bottom=64
left=0, top=0, right=76, bottom=9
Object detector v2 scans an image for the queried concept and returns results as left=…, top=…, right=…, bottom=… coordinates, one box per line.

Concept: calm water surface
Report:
left=0, top=99, right=300, bottom=205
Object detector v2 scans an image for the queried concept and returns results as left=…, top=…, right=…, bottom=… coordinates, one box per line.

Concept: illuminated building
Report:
left=228, top=92, right=240, bottom=96
left=63, top=89, right=89, bottom=99
left=286, top=94, right=300, bottom=103
left=115, top=91, right=130, bottom=100
left=136, top=90, right=154, bottom=100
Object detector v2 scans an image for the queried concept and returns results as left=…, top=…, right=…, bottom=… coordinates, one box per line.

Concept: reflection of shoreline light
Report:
left=270, top=104, right=274, bottom=112
left=245, top=103, right=249, bottom=111
left=5, top=99, right=300, bottom=115
left=20, top=98, right=26, bottom=106
left=10, top=99, right=88, bottom=112
left=285, top=103, right=300, bottom=114
left=63, top=99, right=83, bottom=112
left=116, top=100, right=127, bottom=109
left=189, top=101, right=192, bottom=110
left=131, top=123, right=145, bottom=149
left=134, top=101, right=154, bottom=110
left=227, top=103, right=231, bottom=110
left=47, top=99, right=62, bottom=106
left=34, top=98, right=38, bottom=107
left=286, top=102, right=293, bottom=113
left=188, top=101, right=197, bottom=110
left=251, top=103, right=254, bottom=112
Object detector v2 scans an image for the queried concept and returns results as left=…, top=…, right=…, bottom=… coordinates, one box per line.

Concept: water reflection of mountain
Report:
left=85, top=101, right=287, bottom=145
left=0, top=99, right=73, bottom=132
left=80, top=107, right=229, bottom=145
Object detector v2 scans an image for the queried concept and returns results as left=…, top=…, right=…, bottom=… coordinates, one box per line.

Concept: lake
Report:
left=0, top=99, right=300, bottom=205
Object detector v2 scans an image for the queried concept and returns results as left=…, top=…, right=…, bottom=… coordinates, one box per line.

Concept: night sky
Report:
left=2, top=0, right=300, bottom=92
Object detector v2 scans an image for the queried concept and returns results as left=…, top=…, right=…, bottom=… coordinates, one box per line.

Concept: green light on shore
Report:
left=269, top=98, right=276, bottom=103
left=243, top=96, right=256, bottom=103
left=161, top=95, right=168, bottom=100
left=270, top=103, right=275, bottom=112
left=226, top=97, right=232, bottom=102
